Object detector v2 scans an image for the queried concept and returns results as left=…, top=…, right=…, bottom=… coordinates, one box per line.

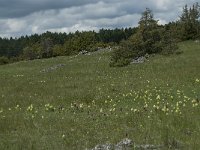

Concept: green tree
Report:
left=179, top=3, right=200, bottom=40
left=52, top=44, right=65, bottom=57
left=23, top=43, right=42, bottom=60
left=40, top=38, right=53, bottom=58
left=63, top=31, right=97, bottom=55
left=161, top=30, right=178, bottom=55
left=138, top=8, right=162, bottom=54
left=0, top=56, right=9, bottom=65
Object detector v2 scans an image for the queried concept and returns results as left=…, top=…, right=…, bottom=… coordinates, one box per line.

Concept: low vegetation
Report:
left=0, top=41, right=199, bottom=149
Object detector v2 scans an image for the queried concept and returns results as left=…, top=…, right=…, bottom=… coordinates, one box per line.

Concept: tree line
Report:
left=0, top=28, right=136, bottom=64
left=0, top=2, right=199, bottom=65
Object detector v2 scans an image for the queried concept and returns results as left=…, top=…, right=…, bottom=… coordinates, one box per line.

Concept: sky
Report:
left=0, top=0, right=197, bottom=38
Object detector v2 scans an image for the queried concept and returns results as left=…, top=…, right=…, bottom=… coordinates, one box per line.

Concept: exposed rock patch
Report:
left=78, top=50, right=91, bottom=55
left=131, top=54, right=150, bottom=64
left=90, top=138, right=134, bottom=150
left=115, top=138, right=134, bottom=150
left=91, top=144, right=113, bottom=150
left=89, top=138, right=166, bottom=150
left=40, top=64, right=65, bottom=73
left=78, top=47, right=113, bottom=56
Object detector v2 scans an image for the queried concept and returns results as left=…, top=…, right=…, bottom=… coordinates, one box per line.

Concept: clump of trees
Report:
left=165, top=3, right=200, bottom=41
left=179, top=2, right=200, bottom=40
left=110, top=8, right=178, bottom=67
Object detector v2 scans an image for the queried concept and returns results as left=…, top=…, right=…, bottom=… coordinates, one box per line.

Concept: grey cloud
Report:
left=0, top=0, right=198, bottom=37
left=0, top=0, right=101, bottom=18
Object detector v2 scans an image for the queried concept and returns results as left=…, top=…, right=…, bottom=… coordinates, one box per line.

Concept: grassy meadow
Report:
left=0, top=41, right=200, bottom=149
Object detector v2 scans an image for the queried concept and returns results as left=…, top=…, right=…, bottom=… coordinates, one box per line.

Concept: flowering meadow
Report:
left=0, top=41, right=199, bottom=149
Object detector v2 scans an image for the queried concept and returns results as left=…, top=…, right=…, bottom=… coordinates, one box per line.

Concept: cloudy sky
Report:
left=0, top=0, right=197, bottom=38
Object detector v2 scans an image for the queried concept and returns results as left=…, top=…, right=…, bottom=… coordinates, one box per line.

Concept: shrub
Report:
left=52, top=44, right=65, bottom=57
left=110, top=40, right=136, bottom=67
left=0, top=56, right=9, bottom=65
left=160, top=30, right=179, bottom=55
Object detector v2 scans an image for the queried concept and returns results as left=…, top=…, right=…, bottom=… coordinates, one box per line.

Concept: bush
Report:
left=23, top=46, right=39, bottom=60
left=160, top=30, right=178, bottom=55
left=0, top=56, right=9, bottom=65
left=110, top=29, right=178, bottom=67
left=110, top=40, right=136, bottom=67
left=110, top=33, right=149, bottom=67
left=52, top=44, right=65, bottom=57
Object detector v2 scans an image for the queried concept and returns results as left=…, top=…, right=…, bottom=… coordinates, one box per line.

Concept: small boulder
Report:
left=131, top=56, right=146, bottom=64
left=79, top=50, right=89, bottom=55
left=115, top=138, right=134, bottom=150
left=91, top=144, right=113, bottom=150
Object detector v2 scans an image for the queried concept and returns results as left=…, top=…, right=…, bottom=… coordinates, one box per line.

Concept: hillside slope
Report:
left=0, top=41, right=200, bottom=149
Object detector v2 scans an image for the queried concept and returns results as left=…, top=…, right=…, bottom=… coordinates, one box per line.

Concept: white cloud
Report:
left=0, top=0, right=198, bottom=37
left=6, top=19, right=27, bottom=32
left=158, top=19, right=168, bottom=25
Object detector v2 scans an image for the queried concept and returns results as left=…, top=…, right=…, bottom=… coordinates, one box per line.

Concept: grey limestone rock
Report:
left=115, top=138, right=134, bottom=150
left=40, top=64, right=65, bottom=73
left=90, top=139, right=134, bottom=150
left=131, top=53, right=150, bottom=64
left=131, top=56, right=146, bottom=64
left=91, top=144, right=113, bottom=150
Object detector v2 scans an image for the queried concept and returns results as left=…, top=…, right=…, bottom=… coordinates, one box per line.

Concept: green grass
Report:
left=0, top=41, right=200, bottom=149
